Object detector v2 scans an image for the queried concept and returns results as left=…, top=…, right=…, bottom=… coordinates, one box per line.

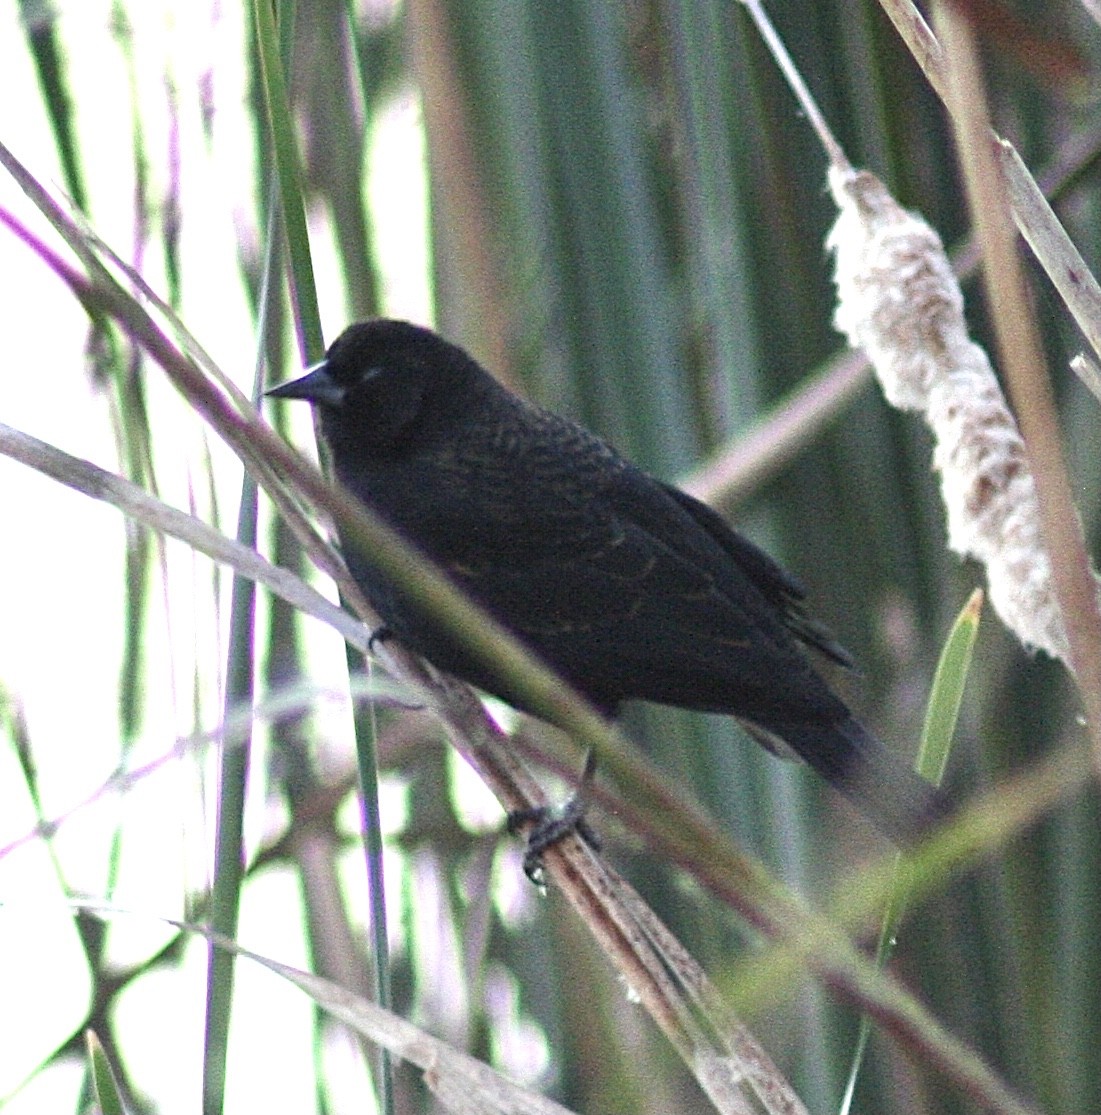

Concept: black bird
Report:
left=269, top=319, right=946, bottom=844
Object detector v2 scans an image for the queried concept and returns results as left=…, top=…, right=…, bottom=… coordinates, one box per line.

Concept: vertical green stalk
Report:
left=839, top=589, right=980, bottom=1114
left=252, top=0, right=323, bottom=361
left=251, top=2, right=394, bottom=1111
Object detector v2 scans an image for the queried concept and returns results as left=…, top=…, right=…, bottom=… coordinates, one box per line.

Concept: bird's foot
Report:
left=367, top=625, right=394, bottom=653
left=507, top=800, right=601, bottom=885
left=506, top=751, right=600, bottom=886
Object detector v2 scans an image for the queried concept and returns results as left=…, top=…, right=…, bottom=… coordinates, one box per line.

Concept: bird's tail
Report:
left=745, top=717, right=950, bottom=845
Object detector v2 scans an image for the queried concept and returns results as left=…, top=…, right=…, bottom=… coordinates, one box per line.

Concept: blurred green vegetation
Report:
left=4, top=1, right=1100, bottom=1113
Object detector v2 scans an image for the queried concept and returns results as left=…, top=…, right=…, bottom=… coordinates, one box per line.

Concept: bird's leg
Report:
left=507, top=750, right=601, bottom=885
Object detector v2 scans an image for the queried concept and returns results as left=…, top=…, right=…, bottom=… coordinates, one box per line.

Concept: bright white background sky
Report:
left=0, top=2, right=469, bottom=1111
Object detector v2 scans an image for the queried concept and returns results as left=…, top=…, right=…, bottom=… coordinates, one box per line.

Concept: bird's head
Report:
left=268, top=319, right=481, bottom=455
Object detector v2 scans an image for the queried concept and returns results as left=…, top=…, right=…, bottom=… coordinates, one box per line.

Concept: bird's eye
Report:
left=340, top=363, right=384, bottom=389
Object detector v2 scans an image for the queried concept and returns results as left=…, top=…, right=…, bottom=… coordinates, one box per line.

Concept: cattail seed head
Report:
left=828, top=165, right=1079, bottom=663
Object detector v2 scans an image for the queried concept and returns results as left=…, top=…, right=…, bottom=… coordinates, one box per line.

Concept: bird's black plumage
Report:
left=270, top=319, right=946, bottom=844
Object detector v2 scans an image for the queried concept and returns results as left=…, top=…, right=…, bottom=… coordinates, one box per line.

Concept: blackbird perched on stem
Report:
left=269, top=319, right=947, bottom=845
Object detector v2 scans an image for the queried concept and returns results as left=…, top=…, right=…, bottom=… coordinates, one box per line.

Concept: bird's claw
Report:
left=508, top=793, right=601, bottom=887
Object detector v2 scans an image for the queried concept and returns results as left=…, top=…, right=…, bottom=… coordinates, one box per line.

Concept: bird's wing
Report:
left=444, top=488, right=843, bottom=720
left=656, top=483, right=854, bottom=667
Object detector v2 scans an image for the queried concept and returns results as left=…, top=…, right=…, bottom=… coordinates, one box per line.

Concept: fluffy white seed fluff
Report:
left=827, top=165, right=1071, bottom=663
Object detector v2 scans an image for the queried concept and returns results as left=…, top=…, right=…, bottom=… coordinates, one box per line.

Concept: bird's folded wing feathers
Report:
left=446, top=510, right=832, bottom=705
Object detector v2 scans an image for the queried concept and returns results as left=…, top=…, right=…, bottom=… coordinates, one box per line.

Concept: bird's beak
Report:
left=266, top=358, right=345, bottom=406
